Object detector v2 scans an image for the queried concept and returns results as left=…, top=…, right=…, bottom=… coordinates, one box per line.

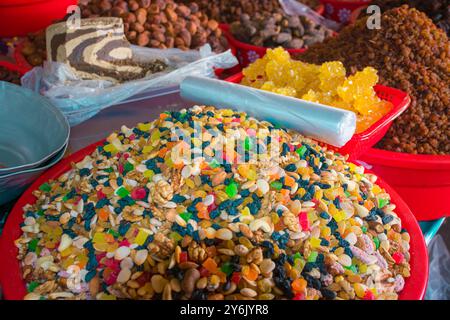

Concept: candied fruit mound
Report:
left=319, top=61, right=346, bottom=94
left=241, top=48, right=393, bottom=133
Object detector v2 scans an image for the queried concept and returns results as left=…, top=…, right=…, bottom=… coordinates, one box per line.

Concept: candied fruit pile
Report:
left=241, top=48, right=393, bottom=133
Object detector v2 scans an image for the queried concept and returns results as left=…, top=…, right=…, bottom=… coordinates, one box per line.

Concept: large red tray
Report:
left=0, top=140, right=428, bottom=300
left=225, top=72, right=410, bottom=161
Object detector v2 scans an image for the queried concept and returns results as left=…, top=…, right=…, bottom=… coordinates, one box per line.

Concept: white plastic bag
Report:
left=21, top=44, right=238, bottom=126
left=426, top=234, right=450, bottom=300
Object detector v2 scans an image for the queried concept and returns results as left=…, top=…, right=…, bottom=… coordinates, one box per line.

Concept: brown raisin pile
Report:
left=370, top=0, right=449, bottom=36
left=299, top=6, right=450, bottom=155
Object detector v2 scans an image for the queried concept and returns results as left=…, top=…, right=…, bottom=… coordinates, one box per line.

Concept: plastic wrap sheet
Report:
left=180, top=76, right=356, bottom=147
left=21, top=45, right=238, bottom=126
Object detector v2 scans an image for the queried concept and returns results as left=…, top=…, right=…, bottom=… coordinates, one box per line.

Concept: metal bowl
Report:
left=0, top=142, right=67, bottom=205
left=0, top=82, right=70, bottom=175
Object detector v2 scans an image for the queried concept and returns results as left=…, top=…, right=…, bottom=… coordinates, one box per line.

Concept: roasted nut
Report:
left=135, top=8, right=147, bottom=24
left=137, top=32, right=150, bottom=46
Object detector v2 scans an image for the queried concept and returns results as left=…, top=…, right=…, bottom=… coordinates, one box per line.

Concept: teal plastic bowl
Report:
left=0, top=142, right=67, bottom=205
left=0, top=81, right=70, bottom=175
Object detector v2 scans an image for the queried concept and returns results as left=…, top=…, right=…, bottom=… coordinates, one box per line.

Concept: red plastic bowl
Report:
left=0, top=139, right=428, bottom=300
left=225, top=72, right=411, bottom=160
left=320, top=0, right=371, bottom=24
left=0, top=0, right=78, bottom=37
left=361, top=149, right=450, bottom=221
left=221, top=24, right=308, bottom=68
left=0, top=60, right=29, bottom=76
left=13, top=41, right=34, bottom=72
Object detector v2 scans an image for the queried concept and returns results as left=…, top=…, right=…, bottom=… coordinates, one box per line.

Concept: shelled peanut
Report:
left=80, top=0, right=228, bottom=52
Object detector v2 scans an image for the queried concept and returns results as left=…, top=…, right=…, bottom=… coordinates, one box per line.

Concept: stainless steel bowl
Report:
left=0, top=142, right=67, bottom=205
left=0, top=82, right=70, bottom=175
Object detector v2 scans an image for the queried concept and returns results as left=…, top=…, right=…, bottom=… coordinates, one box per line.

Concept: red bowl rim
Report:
left=0, top=138, right=428, bottom=300
left=364, top=148, right=450, bottom=170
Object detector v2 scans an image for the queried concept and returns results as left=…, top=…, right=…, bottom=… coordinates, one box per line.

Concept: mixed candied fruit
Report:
left=241, top=48, right=393, bottom=133
left=17, top=106, right=410, bottom=300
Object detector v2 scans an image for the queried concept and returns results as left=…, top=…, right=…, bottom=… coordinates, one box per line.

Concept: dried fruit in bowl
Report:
left=16, top=106, right=411, bottom=300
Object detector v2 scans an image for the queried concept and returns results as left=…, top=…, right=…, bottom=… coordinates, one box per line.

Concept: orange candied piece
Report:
left=197, top=203, right=210, bottom=220
left=159, top=113, right=169, bottom=120
left=242, top=265, right=258, bottom=281
left=217, top=271, right=227, bottom=283
left=364, top=200, right=375, bottom=211
left=292, top=278, right=307, bottom=293
left=284, top=175, right=296, bottom=188
left=98, top=208, right=109, bottom=221
left=202, top=257, right=218, bottom=274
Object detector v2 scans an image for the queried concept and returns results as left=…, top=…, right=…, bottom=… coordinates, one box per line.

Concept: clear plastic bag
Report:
left=426, top=234, right=450, bottom=300
left=21, top=45, right=238, bottom=126
left=278, top=0, right=341, bottom=31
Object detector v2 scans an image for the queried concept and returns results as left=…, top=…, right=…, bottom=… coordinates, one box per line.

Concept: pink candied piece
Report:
left=232, top=118, right=241, bottom=123
left=96, top=252, right=107, bottom=261
left=97, top=189, right=106, bottom=200
left=394, top=275, right=405, bottom=292
left=292, top=293, right=305, bottom=300
left=311, top=199, right=319, bottom=208
left=363, top=290, right=375, bottom=300
left=118, top=163, right=124, bottom=174
left=119, top=239, right=131, bottom=247
left=131, top=187, right=146, bottom=200
left=289, top=144, right=295, bottom=152
left=123, top=153, right=130, bottom=160
left=208, top=202, right=217, bottom=212
left=129, top=134, right=136, bottom=141
left=246, top=128, right=256, bottom=136
left=104, top=270, right=119, bottom=286
left=105, top=258, right=120, bottom=271
left=299, top=212, right=310, bottom=231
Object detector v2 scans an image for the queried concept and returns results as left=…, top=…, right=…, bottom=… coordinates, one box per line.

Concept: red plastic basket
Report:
left=361, top=149, right=450, bottom=221
left=320, top=0, right=372, bottom=24
left=225, top=72, right=411, bottom=160
left=0, top=139, right=428, bottom=300
left=0, top=0, right=78, bottom=37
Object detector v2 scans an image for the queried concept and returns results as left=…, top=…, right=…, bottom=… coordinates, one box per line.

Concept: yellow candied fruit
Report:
left=241, top=48, right=393, bottom=133
left=310, top=237, right=321, bottom=248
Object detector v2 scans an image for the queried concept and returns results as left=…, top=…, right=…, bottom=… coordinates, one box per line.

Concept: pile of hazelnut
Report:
left=80, top=0, right=228, bottom=52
